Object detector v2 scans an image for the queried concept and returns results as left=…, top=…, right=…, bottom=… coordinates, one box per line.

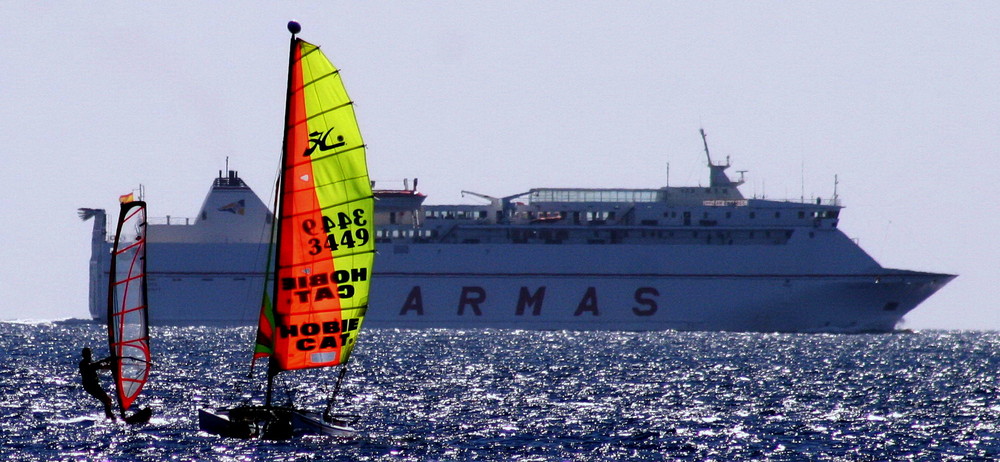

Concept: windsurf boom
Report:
left=108, top=200, right=152, bottom=423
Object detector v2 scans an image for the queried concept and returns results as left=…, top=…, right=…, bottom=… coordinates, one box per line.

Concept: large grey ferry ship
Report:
left=81, top=136, right=954, bottom=332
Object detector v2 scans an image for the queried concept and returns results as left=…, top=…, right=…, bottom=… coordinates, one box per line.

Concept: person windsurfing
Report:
left=79, top=347, right=115, bottom=420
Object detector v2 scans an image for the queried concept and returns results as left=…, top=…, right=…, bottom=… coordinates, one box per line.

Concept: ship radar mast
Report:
left=700, top=128, right=744, bottom=189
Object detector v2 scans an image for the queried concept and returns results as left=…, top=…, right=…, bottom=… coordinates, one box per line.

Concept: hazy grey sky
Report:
left=1, top=2, right=993, bottom=329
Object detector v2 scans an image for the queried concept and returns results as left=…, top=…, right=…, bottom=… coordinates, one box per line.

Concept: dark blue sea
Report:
left=3, top=321, right=999, bottom=461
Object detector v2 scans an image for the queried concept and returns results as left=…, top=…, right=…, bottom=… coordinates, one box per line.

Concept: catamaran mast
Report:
left=265, top=20, right=303, bottom=410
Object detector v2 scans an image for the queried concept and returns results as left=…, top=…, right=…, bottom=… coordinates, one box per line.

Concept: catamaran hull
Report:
left=198, top=408, right=357, bottom=439
left=289, top=410, right=358, bottom=437
left=199, top=409, right=252, bottom=438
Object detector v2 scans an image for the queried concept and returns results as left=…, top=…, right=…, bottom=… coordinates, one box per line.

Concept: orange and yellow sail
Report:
left=254, top=36, right=374, bottom=372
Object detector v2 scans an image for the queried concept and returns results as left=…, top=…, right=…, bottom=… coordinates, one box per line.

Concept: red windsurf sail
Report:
left=107, top=200, right=151, bottom=413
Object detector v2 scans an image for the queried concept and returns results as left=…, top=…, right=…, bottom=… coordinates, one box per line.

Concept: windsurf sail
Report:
left=254, top=32, right=374, bottom=373
left=107, top=200, right=151, bottom=415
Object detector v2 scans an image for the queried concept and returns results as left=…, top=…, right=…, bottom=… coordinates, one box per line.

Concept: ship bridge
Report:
left=148, top=170, right=273, bottom=243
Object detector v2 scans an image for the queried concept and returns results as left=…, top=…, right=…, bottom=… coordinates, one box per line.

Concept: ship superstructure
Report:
left=82, top=170, right=273, bottom=324
left=82, top=139, right=954, bottom=332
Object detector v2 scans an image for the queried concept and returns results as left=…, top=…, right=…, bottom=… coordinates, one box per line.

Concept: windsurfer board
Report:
left=124, top=407, right=152, bottom=425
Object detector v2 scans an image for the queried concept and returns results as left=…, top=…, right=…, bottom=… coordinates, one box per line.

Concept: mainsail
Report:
left=199, top=23, right=371, bottom=438
left=255, top=29, right=374, bottom=374
left=107, top=200, right=151, bottom=415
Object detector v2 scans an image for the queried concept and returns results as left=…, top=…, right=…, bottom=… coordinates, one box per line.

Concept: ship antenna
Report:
left=833, top=174, right=839, bottom=204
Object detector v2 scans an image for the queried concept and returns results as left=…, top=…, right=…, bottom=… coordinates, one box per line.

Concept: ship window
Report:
left=703, top=212, right=709, bottom=219
left=750, top=212, right=756, bottom=219
left=723, top=189, right=728, bottom=194
left=798, top=211, right=805, bottom=219
left=725, top=212, right=732, bottom=219
left=775, top=212, right=781, bottom=218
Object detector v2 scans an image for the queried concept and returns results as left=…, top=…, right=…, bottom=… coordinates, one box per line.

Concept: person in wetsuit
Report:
left=79, top=347, right=116, bottom=420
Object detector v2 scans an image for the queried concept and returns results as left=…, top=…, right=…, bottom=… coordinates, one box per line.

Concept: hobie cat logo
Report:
left=218, top=199, right=246, bottom=215
left=304, top=127, right=345, bottom=156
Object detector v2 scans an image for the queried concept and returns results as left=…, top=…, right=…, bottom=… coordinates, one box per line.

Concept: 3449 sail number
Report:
left=301, top=209, right=370, bottom=255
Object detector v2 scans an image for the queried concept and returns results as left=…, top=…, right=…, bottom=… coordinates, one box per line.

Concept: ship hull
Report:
left=81, top=168, right=955, bottom=333
left=88, top=240, right=953, bottom=333
left=368, top=269, right=952, bottom=333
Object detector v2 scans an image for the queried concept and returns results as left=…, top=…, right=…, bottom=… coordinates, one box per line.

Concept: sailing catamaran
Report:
left=198, top=21, right=374, bottom=439
left=107, top=199, right=153, bottom=424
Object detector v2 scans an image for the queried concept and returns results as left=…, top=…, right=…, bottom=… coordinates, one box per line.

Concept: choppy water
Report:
left=2, top=321, right=1000, bottom=461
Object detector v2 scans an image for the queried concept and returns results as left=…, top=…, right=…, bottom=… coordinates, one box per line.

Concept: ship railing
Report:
left=747, top=196, right=842, bottom=207
left=147, top=216, right=197, bottom=226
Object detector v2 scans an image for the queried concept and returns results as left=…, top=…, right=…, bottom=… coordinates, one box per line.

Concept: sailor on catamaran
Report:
left=79, top=347, right=115, bottom=420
